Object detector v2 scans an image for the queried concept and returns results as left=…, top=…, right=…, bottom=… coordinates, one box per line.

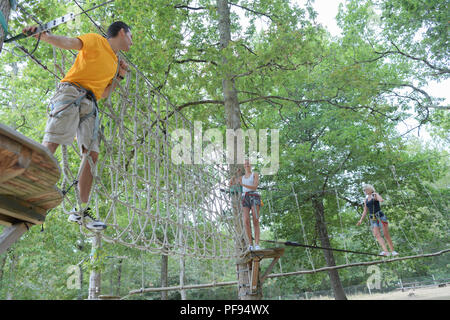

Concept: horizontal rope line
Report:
left=260, top=239, right=382, bottom=257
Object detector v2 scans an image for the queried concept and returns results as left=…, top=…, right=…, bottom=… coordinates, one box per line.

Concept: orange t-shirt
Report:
left=61, top=33, right=118, bottom=100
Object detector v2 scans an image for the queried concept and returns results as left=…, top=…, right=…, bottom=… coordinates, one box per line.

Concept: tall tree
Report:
left=0, top=0, right=14, bottom=52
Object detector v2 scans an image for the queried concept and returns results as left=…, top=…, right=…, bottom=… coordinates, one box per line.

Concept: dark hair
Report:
left=107, top=21, right=131, bottom=38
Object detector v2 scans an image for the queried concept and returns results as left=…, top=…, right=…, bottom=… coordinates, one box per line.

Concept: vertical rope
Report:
left=382, top=175, right=420, bottom=253
left=291, top=183, right=315, bottom=270
left=334, top=188, right=349, bottom=265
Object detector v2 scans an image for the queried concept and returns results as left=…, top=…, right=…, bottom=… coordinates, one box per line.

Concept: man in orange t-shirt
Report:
left=23, top=21, right=133, bottom=230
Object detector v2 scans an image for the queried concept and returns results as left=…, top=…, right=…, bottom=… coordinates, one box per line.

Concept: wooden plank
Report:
left=23, top=186, right=63, bottom=210
left=0, top=222, right=30, bottom=255
left=0, top=195, right=47, bottom=225
left=236, top=247, right=285, bottom=264
left=0, top=123, right=58, bottom=171
left=0, top=123, right=61, bottom=186
left=0, top=212, right=20, bottom=227
left=250, top=260, right=260, bottom=293
left=0, top=134, right=32, bottom=183
left=0, top=123, right=63, bottom=221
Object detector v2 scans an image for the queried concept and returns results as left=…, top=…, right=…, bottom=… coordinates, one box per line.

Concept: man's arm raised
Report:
left=22, top=26, right=82, bottom=51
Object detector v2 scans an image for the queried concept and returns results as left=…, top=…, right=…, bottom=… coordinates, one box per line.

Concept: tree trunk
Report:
left=312, top=196, right=347, bottom=300
left=216, top=0, right=260, bottom=300
left=0, top=0, right=13, bottom=52
left=88, top=233, right=102, bottom=300
left=160, top=250, right=168, bottom=300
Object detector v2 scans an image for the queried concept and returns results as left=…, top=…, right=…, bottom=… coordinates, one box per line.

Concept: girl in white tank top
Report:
left=242, top=172, right=257, bottom=193
left=240, top=159, right=261, bottom=251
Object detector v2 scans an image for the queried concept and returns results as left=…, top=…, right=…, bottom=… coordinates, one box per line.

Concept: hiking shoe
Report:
left=248, top=245, right=254, bottom=251
left=391, top=251, right=399, bottom=256
left=254, top=245, right=261, bottom=250
left=379, top=251, right=390, bottom=256
left=68, top=207, right=107, bottom=231
left=68, top=207, right=82, bottom=223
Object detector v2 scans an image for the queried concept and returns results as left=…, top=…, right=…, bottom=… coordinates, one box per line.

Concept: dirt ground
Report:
left=349, top=285, right=450, bottom=300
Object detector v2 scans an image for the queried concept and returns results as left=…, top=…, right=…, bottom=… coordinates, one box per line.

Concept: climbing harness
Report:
left=367, top=195, right=388, bottom=227
left=242, top=191, right=263, bottom=208
left=49, top=82, right=100, bottom=145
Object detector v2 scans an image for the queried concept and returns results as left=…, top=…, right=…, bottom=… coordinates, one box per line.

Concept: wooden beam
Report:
left=0, top=212, right=20, bottom=226
left=250, top=260, right=260, bottom=294
left=0, top=133, right=32, bottom=183
left=267, top=249, right=450, bottom=278
left=0, top=123, right=57, bottom=170
left=260, top=255, right=281, bottom=284
left=0, top=195, right=46, bottom=225
left=127, top=249, right=449, bottom=296
left=236, top=247, right=285, bottom=264
left=0, top=222, right=30, bottom=255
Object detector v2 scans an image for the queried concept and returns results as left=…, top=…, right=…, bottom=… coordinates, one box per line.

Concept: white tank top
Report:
left=242, top=172, right=255, bottom=193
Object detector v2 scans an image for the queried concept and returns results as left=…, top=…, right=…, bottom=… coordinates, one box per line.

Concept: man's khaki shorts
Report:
left=43, top=82, right=100, bottom=153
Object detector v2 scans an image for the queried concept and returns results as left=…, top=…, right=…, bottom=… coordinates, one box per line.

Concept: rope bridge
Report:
left=2, top=1, right=248, bottom=260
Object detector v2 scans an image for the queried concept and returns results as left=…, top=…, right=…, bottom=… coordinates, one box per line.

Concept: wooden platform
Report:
left=0, top=123, right=62, bottom=253
left=237, top=247, right=285, bottom=295
left=237, top=247, right=285, bottom=264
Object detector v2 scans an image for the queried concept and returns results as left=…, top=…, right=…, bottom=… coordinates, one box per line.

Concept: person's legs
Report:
left=372, top=226, right=388, bottom=253
left=242, top=206, right=253, bottom=248
left=77, top=95, right=100, bottom=204
left=382, top=222, right=395, bottom=252
left=251, top=204, right=260, bottom=247
left=78, top=147, right=98, bottom=204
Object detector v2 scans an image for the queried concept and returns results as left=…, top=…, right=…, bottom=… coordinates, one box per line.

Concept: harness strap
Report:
left=71, top=82, right=100, bottom=144
left=244, top=191, right=260, bottom=198
left=370, top=211, right=386, bottom=225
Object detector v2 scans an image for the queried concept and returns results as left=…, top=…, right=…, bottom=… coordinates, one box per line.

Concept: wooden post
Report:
left=88, top=232, right=102, bottom=300
left=236, top=248, right=284, bottom=298
left=250, top=260, right=260, bottom=294
left=0, top=222, right=29, bottom=255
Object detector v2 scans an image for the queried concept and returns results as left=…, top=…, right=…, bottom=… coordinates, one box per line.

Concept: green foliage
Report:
left=0, top=0, right=448, bottom=299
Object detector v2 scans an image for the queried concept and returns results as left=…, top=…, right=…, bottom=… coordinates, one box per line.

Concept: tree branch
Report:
left=228, top=2, right=277, bottom=21
left=174, top=4, right=207, bottom=10
left=174, top=58, right=218, bottom=66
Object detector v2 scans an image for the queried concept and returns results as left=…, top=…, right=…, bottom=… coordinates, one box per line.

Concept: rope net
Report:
left=56, top=58, right=245, bottom=259
left=0, top=1, right=245, bottom=260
